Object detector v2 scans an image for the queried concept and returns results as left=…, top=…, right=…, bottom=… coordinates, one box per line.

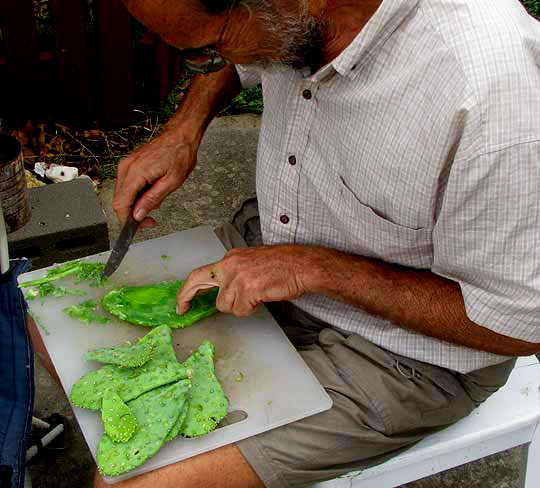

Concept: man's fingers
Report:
left=176, top=265, right=222, bottom=314
left=131, top=177, right=179, bottom=222
left=113, top=176, right=149, bottom=224
left=139, top=216, right=157, bottom=229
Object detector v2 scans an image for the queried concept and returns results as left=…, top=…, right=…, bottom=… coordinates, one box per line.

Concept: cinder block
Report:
left=8, top=178, right=110, bottom=269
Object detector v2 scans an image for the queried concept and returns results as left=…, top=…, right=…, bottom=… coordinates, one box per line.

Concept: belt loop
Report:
left=395, top=360, right=416, bottom=380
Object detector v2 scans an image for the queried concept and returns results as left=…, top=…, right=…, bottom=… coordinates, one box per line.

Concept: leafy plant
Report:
left=523, top=0, right=539, bottom=18
left=222, top=85, right=264, bottom=115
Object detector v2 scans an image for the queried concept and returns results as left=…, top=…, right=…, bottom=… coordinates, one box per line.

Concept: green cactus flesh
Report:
left=25, top=283, right=87, bottom=300
left=180, top=341, right=228, bottom=438
left=101, top=281, right=218, bottom=328
left=20, top=260, right=106, bottom=288
left=97, top=380, right=191, bottom=476
left=164, top=401, right=189, bottom=443
left=101, top=389, right=137, bottom=443
left=63, top=300, right=110, bottom=325
left=85, top=341, right=154, bottom=368
left=70, top=326, right=186, bottom=410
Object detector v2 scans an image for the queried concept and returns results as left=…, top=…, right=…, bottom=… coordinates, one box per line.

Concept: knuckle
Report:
left=111, top=199, right=124, bottom=213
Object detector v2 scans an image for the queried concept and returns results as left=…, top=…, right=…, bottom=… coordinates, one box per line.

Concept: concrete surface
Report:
left=9, top=178, right=109, bottom=269
left=29, top=114, right=524, bottom=488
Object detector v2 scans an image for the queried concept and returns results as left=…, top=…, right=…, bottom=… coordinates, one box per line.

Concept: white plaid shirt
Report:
left=236, top=0, right=540, bottom=373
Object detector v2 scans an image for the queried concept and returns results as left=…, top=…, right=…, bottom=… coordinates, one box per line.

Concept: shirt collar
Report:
left=311, top=0, right=420, bottom=82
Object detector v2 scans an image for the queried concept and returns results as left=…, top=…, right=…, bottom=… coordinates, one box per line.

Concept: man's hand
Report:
left=112, top=130, right=199, bottom=228
left=176, top=245, right=313, bottom=317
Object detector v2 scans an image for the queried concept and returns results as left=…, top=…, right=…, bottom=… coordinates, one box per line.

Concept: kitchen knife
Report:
left=102, top=185, right=151, bottom=278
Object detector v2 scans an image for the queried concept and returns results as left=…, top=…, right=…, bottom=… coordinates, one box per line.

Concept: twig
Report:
left=64, top=130, right=100, bottom=165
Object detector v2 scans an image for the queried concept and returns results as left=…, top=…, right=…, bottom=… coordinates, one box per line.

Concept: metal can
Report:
left=0, top=134, right=31, bottom=233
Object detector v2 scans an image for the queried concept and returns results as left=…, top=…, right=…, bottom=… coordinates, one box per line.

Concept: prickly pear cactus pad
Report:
left=180, top=341, right=229, bottom=438
left=164, top=401, right=189, bottom=443
left=85, top=341, right=154, bottom=368
left=101, top=281, right=218, bottom=328
left=101, top=389, right=137, bottom=443
left=97, top=380, right=191, bottom=476
left=71, top=326, right=186, bottom=410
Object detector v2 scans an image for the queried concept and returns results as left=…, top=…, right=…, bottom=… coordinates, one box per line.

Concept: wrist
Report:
left=162, top=116, right=204, bottom=147
left=292, top=246, right=342, bottom=296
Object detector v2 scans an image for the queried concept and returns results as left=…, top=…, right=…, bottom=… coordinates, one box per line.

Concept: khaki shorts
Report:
left=215, top=199, right=515, bottom=488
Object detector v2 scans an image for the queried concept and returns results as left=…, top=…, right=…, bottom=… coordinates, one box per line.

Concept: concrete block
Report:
left=8, top=178, right=109, bottom=269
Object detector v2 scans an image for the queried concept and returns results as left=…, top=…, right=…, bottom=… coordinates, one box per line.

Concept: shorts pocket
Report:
left=387, top=353, right=475, bottom=432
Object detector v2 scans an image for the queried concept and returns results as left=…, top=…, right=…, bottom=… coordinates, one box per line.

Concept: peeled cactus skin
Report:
left=101, top=281, right=218, bottom=328
left=180, top=341, right=229, bottom=438
left=101, top=389, right=137, bottom=443
left=97, top=380, right=191, bottom=476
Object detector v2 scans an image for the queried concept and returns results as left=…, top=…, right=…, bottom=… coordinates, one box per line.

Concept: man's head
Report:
left=123, top=0, right=327, bottom=70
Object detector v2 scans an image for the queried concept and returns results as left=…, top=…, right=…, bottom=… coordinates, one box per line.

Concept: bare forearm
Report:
left=164, top=65, right=242, bottom=141
left=303, top=247, right=540, bottom=356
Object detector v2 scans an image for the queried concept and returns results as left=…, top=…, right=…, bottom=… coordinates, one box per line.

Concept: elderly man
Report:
left=101, top=0, right=540, bottom=486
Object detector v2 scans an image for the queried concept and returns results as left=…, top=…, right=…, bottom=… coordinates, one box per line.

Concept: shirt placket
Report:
left=272, top=77, right=319, bottom=244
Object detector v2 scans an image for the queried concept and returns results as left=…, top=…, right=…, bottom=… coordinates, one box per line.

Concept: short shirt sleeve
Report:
left=235, top=64, right=262, bottom=89
left=432, top=141, right=540, bottom=343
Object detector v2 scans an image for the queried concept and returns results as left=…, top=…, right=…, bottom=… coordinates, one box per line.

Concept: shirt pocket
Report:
left=332, top=176, right=433, bottom=269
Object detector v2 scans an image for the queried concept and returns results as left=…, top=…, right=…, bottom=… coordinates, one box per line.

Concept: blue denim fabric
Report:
left=0, top=259, right=34, bottom=488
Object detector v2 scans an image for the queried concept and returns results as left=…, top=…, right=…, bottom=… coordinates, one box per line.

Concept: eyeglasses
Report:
left=180, top=1, right=237, bottom=74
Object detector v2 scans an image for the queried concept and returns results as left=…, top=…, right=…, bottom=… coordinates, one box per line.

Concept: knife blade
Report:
left=102, top=185, right=151, bottom=278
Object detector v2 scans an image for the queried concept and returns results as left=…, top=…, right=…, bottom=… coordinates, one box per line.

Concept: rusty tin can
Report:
left=0, top=134, right=31, bottom=232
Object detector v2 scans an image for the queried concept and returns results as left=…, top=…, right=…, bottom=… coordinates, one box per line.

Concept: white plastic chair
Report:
left=313, top=356, right=540, bottom=488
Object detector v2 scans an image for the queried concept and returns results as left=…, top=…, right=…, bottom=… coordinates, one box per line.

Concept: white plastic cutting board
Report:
left=20, top=226, right=332, bottom=483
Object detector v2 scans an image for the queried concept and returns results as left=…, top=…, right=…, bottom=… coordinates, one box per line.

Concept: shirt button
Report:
left=288, top=155, right=297, bottom=165
left=280, top=214, right=290, bottom=225
left=302, top=89, right=312, bottom=100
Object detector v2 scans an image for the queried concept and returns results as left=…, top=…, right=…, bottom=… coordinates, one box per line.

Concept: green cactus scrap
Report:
left=101, top=281, right=218, bottom=328
left=85, top=340, right=154, bottom=368
left=19, top=260, right=106, bottom=288
left=180, top=341, right=228, bottom=438
left=25, top=282, right=87, bottom=301
left=101, top=389, right=137, bottom=443
left=70, top=325, right=186, bottom=410
left=63, top=300, right=110, bottom=325
left=97, top=380, right=191, bottom=476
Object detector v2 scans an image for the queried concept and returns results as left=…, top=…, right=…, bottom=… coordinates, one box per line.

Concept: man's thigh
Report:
left=235, top=327, right=480, bottom=488
left=213, top=202, right=512, bottom=487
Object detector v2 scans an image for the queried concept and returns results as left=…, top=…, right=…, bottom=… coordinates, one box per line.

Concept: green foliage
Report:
left=523, top=0, right=539, bottom=18
left=222, top=85, right=264, bottom=115
left=156, top=78, right=264, bottom=120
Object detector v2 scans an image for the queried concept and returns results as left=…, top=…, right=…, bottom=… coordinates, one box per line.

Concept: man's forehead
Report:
left=122, top=0, right=212, bottom=34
